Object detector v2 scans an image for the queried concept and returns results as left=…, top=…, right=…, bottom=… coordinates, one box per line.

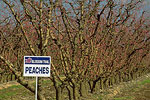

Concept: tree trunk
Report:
left=72, top=83, right=80, bottom=100
left=55, top=86, right=61, bottom=100
left=79, top=81, right=88, bottom=97
left=91, top=81, right=96, bottom=93
left=67, top=86, right=73, bottom=100
left=37, top=93, right=46, bottom=100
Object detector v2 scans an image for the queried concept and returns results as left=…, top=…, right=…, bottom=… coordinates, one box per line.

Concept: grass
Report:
left=138, top=79, right=150, bottom=85
left=0, top=85, right=23, bottom=99
left=42, top=79, right=51, bottom=85
left=113, top=96, right=132, bottom=100
left=0, top=77, right=150, bottom=100
left=0, top=84, right=34, bottom=100
left=112, top=78, right=150, bottom=100
left=0, top=79, right=55, bottom=100
left=98, top=96, right=103, bottom=100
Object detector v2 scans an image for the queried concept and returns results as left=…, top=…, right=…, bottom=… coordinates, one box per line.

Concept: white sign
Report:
left=24, top=56, right=51, bottom=77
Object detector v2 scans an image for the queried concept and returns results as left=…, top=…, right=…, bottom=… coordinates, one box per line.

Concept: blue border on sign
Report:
left=24, top=56, right=51, bottom=65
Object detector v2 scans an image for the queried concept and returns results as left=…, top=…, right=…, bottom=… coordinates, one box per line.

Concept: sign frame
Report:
left=24, top=56, right=51, bottom=100
left=24, top=56, right=51, bottom=77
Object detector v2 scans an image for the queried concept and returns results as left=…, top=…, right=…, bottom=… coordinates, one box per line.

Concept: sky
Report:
left=144, top=0, right=150, bottom=12
left=0, top=0, right=149, bottom=22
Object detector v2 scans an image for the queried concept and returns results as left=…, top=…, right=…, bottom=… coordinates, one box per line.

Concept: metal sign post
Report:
left=23, top=56, right=51, bottom=100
